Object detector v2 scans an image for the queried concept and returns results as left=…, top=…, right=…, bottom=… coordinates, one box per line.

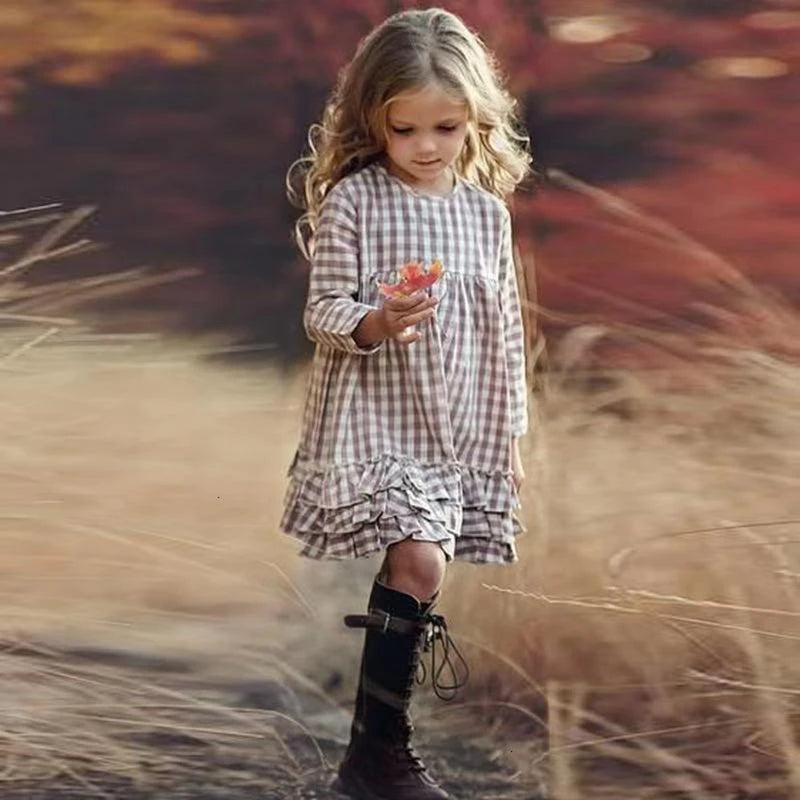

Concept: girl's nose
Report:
left=418, top=137, right=436, bottom=154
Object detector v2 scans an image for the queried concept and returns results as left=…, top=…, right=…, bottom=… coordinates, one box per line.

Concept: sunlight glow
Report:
left=695, top=56, right=790, bottom=79
left=596, top=43, right=653, bottom=64
left=548, top=15, right=636, bottom=44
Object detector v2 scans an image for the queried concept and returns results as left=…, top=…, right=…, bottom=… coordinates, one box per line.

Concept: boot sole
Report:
left=331, top=773, right=451, bottom=800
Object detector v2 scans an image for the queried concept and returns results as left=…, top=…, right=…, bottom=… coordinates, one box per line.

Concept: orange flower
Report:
left=378, top=259, right=444, bottom=299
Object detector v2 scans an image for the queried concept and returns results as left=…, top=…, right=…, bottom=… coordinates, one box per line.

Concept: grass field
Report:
left=2, top=205, right=799, bottom=798
left=443, top=287, right=800, bottom=798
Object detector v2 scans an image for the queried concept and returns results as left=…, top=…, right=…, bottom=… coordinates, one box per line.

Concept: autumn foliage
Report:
left=378, top=260, right=444, bottom=299
left=0, top=0, right=797, bottom=357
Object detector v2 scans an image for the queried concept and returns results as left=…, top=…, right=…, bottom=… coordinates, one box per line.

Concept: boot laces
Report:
left=390, top=717, right=426, bottom=773
left=415, top=613, right=470, bottom=701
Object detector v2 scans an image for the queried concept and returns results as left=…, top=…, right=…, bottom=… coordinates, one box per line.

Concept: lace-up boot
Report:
left=332, top=579, right=452, bottom=800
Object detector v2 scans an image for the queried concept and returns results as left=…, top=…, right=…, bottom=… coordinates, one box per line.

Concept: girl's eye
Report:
left=389, top=125, right=460, bottom=135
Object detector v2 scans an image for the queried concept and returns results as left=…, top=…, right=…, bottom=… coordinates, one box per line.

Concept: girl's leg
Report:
left=380, top=538, right=448, bottom=602
left=334, top=538, right=453, bottom=800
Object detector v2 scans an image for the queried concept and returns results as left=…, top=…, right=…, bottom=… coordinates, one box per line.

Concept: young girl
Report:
left=282, top=8, right=532, bottom=799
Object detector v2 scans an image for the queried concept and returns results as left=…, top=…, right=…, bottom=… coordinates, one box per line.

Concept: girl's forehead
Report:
left=386, top=84, right=468, bottom=119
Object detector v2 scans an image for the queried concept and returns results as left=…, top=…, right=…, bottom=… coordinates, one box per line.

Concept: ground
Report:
left=2, top=557, right=547, bottom=800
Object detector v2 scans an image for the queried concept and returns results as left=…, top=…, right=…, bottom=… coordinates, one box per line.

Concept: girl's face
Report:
left=383, top=83, right=469, bottom=193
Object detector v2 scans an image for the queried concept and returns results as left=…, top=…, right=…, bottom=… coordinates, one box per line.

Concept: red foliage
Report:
left=0, top=0, right=797, bottom=357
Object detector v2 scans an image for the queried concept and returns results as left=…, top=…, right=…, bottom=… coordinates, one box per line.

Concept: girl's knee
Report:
left=383, top=539, right=447, bottom=601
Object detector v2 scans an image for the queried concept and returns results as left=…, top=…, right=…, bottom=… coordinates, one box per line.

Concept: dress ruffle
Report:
left=281, top=452, right=522, bottom=564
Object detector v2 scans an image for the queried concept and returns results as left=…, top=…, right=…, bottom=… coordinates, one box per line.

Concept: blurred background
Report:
left=2, top=0, right=797, bottom=359
left=2, top=2, right=799, bottom=798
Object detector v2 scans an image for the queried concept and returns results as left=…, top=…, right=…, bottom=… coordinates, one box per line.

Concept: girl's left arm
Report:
left=499, top=208, right=529, bottom=441
left=511, top=436, right=525, bottom=491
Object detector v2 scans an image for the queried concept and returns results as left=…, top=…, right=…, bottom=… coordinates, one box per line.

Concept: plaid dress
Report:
left=280, top=161, right=529, bottom=564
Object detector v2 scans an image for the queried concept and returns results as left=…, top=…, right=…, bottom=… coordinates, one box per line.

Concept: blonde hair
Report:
left=286, top=7, right=533, bottom=257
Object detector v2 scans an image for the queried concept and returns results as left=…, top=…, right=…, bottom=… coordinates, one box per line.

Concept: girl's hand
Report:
left=378, top=291, right=438, bottom=345
left=511, top=437, right=525, bottom=492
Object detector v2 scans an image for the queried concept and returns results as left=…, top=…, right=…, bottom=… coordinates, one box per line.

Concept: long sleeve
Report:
left=303, top=185, right=382, bottom=355
left=498, top=208, right=529, bottom=437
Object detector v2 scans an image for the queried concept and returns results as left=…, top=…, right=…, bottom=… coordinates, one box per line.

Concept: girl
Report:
left=282, top=7, right=533, bottom=799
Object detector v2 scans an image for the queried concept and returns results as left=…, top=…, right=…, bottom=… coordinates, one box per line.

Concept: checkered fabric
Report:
left=280, top=161, right=530, bottom=564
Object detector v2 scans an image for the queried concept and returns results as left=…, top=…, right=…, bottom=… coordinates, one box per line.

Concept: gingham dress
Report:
left=280, top=161, right=528, bottom=564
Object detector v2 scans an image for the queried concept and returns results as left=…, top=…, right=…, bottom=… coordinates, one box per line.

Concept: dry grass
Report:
left=444, top=325, right=800, bottom=798
left=440, top=175, right=800, bottom=798
left=1, top=340, right=304, bottom=618
left=3, top=201, right=800, bottom=798
left=1, top=206, right=327, bottom=796
left=0, top=333, right=341, bottom=797
left=1, top=205, right=306, bottom=628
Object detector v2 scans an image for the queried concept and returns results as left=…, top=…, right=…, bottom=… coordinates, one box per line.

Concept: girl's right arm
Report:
left=303, top=186, right=379, bottom=354
left=304, top=185, right=437, bottom=352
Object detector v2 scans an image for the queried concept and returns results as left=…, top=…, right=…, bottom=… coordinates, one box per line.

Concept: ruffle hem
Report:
left=280, top=452, right=523, bottom=564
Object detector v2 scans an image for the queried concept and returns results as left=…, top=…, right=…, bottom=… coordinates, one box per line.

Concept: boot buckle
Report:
left=374, top=608, right=391, bottom=634
left=343, top=610, right=417, bottom=635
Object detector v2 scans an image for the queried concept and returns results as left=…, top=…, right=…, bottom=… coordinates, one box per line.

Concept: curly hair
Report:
left=286, top=7, right=533, bottom=258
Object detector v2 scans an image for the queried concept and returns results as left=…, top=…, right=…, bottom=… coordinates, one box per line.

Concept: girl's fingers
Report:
left=395, top=326, right=420, bottom=345
left=400, top=307, right=436, bottom=328
left=382, top=293, right=437, bottom=343
left=387, top=293, right=437, bottom=312
left=386, top=291, right=424, bottom=310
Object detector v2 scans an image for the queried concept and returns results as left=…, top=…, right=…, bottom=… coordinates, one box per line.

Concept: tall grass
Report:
left=442, top=174, right=800, bottom=798
left=1, top=206, right=318, bottom=796
left=3, top=197, right=799, bottom=797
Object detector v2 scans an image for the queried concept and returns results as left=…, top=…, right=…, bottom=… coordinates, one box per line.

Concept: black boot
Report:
left=332, top=579, right=467, bottom=800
